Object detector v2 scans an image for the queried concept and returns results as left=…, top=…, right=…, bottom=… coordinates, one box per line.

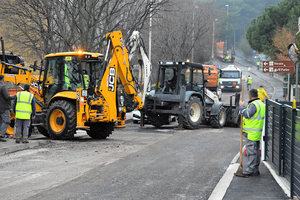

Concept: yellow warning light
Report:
left=186, top=59, right=190, bottom=62
left=77, top=50, right=83, bottom=54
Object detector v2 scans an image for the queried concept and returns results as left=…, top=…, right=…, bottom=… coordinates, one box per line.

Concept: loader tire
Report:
left=37, top=126, right=49, bottom=138
left=183, top=96, right=203, bottom=129
left=46, top=100, right=76, bottom=140
left=87, top=123, right=114, bottom=139
left=6, top=113, right=15, bottom=136
left=211, top=106, right=226, bottom=128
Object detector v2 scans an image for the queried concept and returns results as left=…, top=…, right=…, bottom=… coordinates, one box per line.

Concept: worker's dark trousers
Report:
left=0, top=110, right=11, bottom=137
left=15, top=119, right=31, bottom=138
left=243, top=132, right=260, bottom=170
left=247, top=84, right=251, bottom=90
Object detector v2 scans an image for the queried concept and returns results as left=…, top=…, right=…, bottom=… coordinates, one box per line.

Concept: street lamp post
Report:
left=212, top=19, right=218, bottom=60
left=192, top=6, right=199, bottom=62
left=149, top=7, right=152, bottom=62
left=225, top=5, right=229, bottom=53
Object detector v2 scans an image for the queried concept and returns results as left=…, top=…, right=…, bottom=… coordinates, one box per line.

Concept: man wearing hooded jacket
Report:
left=239, top=89, right=265, bottom=176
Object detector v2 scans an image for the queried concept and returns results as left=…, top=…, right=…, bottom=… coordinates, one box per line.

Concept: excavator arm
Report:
left=127, top=31, right=152, bottom=102
left=95, top=31, right=143, bottom=120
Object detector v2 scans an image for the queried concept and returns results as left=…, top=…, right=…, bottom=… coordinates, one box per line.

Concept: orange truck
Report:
left=215, top=41, right=235, bottom=63
left=203, top=65, right=219, bottom=92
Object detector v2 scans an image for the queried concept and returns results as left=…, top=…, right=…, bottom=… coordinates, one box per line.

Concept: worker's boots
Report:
left=0, top=137, right=6, bottom=142
left=22, top=138, right=29, bottom=143
left=243, top=167, right=259, bottom=176
left=16, top=138, right=21, bottom=143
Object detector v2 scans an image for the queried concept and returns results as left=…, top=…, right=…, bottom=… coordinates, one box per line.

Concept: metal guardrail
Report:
left=265, top=99, right=300, bottom=198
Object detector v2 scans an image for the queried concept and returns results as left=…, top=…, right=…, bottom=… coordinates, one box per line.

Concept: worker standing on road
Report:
left=13, top=84, right=36, bottom=143
left=0, top=75, right=16, bottom=142
left=257, top=61, right=260, bottom=70
left=225, top=55, right=229, bottom=62
left=239, top=89, right=265, bottom=176
left=247, top=75, right=252, bottom=91
left=257, top=85, right=269, bottom=103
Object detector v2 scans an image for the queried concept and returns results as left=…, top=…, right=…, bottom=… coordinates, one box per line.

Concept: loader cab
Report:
left=156, top=61, right=204, bottom=96
left=42, top=52, right=103, bottom=103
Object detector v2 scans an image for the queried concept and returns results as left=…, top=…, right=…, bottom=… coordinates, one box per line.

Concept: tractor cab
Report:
left=155, top=61, right=205, bottom=97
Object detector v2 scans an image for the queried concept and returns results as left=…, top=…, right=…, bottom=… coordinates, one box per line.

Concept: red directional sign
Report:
left=263, top=66, right=294, bottom=73
left=262, top=60, right=295, bottom=73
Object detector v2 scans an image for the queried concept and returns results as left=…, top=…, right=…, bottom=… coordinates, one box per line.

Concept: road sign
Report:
left=263, top=66, right=294, bottom=73
left=262, top=60, right=294, bottom=67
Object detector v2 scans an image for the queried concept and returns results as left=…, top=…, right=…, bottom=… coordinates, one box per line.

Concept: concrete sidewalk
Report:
left=0, top=133, right=50, bottom=155
left=209, top=152, right=290, bottom=199
left=0, top=113, right=133, bottom=155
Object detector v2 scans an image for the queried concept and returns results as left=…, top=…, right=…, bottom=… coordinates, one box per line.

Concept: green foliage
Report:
left=246, top=0, right=300, bottom=58
left=214, top=0, right=281, bottom=47
left=239, top=36, right=252, bottom=56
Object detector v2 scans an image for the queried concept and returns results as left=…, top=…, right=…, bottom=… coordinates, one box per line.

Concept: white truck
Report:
left=219, top=65, right=242, bottom=92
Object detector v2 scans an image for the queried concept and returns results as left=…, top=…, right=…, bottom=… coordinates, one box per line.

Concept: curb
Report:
left=1, top=117, right=134, bottom=155
left=0, top=140, right=51, bottom=155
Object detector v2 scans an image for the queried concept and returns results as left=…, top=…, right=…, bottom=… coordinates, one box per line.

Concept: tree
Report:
left=246, top=0, right=300, bottom=59
left=152, top=0, right=215, bottom=63
left=0, top=0, right=169, bottom=63
left=273, top=27, right=294, bottom=60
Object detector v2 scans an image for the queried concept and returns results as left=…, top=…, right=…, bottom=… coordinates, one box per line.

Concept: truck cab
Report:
left=219, top=65, right=242, bottom=92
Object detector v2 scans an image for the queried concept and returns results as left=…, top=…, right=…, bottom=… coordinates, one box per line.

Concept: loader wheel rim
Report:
left=50, top=109, right=65, bottom=133
left=190, top=103, right=200, bottom=122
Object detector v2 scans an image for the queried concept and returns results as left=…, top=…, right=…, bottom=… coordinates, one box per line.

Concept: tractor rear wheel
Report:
left=46, top=100, right=76, bottom=139
left=87, top=123, right=114, bottom=139
left=183, top=96, right=203, bottom=129
left=211, top=106, right=226, bottom=128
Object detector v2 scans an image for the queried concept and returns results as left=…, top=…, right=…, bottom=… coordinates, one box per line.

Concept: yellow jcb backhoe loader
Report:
left=0, top=31, right=145, bottom=139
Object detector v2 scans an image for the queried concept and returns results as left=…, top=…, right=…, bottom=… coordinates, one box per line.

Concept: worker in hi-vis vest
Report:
left=257, top=85, right=269, bottom=102
left=13, top=84, right=36, bottom=143
left=257, top=61, right=260, bottom=70
left=247, top=75, right=252, bottom=91
left=239, top=89, right=265, bottom=176
left=64, top=64, right=71, bottom=90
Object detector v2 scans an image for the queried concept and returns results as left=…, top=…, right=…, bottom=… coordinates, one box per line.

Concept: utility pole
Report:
left=211, top=19, right=218, bottom=60
left=225, top=5, right=229, bottom=53
left=149, top=6, right=152, bottom=62
left=192, top=6, right=199, bottom=62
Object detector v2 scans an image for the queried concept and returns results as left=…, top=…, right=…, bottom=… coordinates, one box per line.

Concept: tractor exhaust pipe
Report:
left=0, top=37, right=5, bottom=62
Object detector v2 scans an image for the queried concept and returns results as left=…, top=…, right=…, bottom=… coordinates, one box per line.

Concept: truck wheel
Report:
left=211, top=106, right=226, bottom=128
left=87, top=123, right=114, bottom=139
left=46, top=100, right=76, bottom=139
left=183, top=96, right=203, bottom=129
left=37, top=126, right=50, bottom=137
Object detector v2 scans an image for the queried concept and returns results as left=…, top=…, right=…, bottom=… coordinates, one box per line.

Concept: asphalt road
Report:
left=0, top=56, right=285, bottom=200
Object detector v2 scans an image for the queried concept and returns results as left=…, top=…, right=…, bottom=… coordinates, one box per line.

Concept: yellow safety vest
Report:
left=65, top=64, right=71, bottom=88
left=15, top=91, right=33, bottom=119
left=247, top=77, right=252, bottom=84
left=243, top=100, right=265, bottom=141
left=83, top=74, right=89, bottom=88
